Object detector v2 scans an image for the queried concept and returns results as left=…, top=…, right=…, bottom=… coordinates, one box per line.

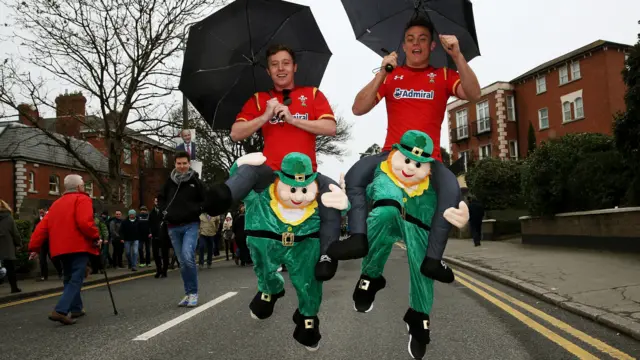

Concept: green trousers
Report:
left=361, top=172, right=436, bottom=315
left=248, top=236, right=322, bottom=317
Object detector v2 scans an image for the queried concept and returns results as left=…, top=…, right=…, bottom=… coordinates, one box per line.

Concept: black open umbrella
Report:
left=340, top=0, right=480, bottom=70
left=179, top=0, right=332, bottom=130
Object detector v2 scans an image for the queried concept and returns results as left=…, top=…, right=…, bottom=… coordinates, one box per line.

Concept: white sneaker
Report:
left=187, top=294, right=198, bottom=307
left=178, top=296, right=189, bottom=307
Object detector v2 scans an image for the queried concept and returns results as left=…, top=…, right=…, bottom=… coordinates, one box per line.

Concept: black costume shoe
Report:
left=249, top=289, right=285, bottom=320
left=352, top=274, right=386, bottom=313
left=203, top=183, right=233, bottom=216
left=326, top=233, right=369, bottom=260
left=292, top=309, right=321, bottom=351
left=420, top=257, right=455, bottom=283
left=404, top=308, right=431, bottom=360
left=314, top=255, right=338, bottom=281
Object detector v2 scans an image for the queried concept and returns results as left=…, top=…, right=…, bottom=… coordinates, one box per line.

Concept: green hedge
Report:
left=466, top=157, right=523, bottom=210
left=521, top=133, right=631, bottom=216
left=14, top=219, right=35, bottom=273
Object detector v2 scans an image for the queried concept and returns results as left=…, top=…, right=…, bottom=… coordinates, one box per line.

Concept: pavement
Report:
left=1, top=245, right=638, bottom=360
left=443, top=238, right=640, bottom=341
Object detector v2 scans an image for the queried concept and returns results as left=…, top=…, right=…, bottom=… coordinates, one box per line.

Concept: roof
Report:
left=511, top=40, right=633, bottom=83
left=0, top=122, right=110, bottom=173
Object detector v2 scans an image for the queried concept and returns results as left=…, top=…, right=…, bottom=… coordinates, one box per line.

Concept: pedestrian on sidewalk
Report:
left=137, top=206, right=151, bottom=268
left=0, top=199, right=23, bottom=294
left=33, top=208, right=63, bottom=281
left=233, top=203, right=250, bottom=267
left=90, top=211, right=109, bottom=274
left=198, top=212, right=219, bottom=269
left=157, top=150, right=205, bottom=308
left=109, top=211, right=124, bottom=268
left=99, top=211, right=113, bottom=267
left=468, top=197, right=484, bottom=247
left=28, top=174, right=100, bottom=325
left=120, top=209, right=140, bottom=271
left=222, top=213, right=235, bottom=263
left=149, top=198, right=169, bottom=278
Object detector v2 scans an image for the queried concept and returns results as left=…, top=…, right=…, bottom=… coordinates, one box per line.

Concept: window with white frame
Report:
left=456, top=109, right=468, bottom=139
left=477, top=101, right=490, bottom=132
left=29, top=172, right=35, bottom=192
left=459, top=151, right=470, bottom=172
left=562, top=101, right=572, bottom=122
left=506, top=95, right=516, bottom=121
left=536, top=76, right=547, bottom=94
left=123, top=144, right=132, bottom=165
left=509, top=140, right=519, bottom=160
left=559, top=65, right=569, bottom=85
left=538, top=108, right=549, bottom=129
left=571, top=62, right=581, bottom=80
left=86, top=181, right=94, bottom=197
left=479, top=144, right=491, bottom=160
left=574, top=97, right=584, bottom=118
left=49, top=175, right=59, bottom=194
left=144, top=149, right=152, bottom=167
left=162, top=153, right=168, bottom=168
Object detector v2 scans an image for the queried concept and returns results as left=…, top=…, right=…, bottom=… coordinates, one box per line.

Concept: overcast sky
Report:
left=2, top=0, right=639, bottom=182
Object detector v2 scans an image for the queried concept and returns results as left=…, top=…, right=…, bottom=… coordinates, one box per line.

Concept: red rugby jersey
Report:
left=236, top=87, right=335, bottom=171
left=376, top=66, right=461, bottom=161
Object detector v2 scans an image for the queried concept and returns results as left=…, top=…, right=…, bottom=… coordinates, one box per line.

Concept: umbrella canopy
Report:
left=179, top=0, right=332, bottom=130
left=340, top=0, right=480, bottom=70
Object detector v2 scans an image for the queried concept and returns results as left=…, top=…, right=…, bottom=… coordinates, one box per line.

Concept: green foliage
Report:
left=521, top=133, right=631, bottom=216
left=440, top=146, right=451, bottom=165
left=613, top=39, right=640, bottom=204
left=14, top=220, right=35, bottom=273
left=527, top=121, right=537, bottom=156
left=465, top=157, right=523, bottom=210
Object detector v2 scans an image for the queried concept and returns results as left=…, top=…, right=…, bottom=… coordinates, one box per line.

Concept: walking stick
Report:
left=99, top=242, right=118, bottom=315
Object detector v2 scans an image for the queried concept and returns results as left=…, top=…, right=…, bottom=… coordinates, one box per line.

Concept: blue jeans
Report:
left=168, top=222, right=199, bottom=295
left=198, top=235, right=216, bottom=266
left=124, top=240, right=139, bottom=269
left=55, top=253, right=89, bottom=315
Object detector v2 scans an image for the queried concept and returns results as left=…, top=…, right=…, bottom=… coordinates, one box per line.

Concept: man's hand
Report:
left=321, top=184, right=349, bottom=211
left=381, top=51, right=398, bottom=70
left=339, top=173, right=346, bottom=192
left=443, top=201, right=469, bottom=229
left=440, top=35, right=462, bottom=59
left=274, top=104, right=294, bottom=125
left=264, top=98, right=279, bottom=120
left=237, top=152, right=267, bottom=167
left=28, top=252, right=38, bottom=261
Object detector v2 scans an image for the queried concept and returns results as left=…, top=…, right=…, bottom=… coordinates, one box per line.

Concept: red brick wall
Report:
left=0, top=161, right=15, bottom=209
left=21, top=162, right=101, bottom=201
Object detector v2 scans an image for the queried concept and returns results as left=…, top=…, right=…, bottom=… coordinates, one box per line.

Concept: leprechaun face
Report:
left=276, top=179, right=318, bottom=209
left=390, top=150, right=430, bottom=184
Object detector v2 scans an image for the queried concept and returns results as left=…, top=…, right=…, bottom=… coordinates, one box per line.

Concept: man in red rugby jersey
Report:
left=331, top=16, right=481, bottom=283
left=208, top=44, right=362, bottom=281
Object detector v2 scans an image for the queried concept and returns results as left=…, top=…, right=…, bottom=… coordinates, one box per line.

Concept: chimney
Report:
left=55, top=92, right=87, bottom=138
left=17, top=103, right=40, bottom=126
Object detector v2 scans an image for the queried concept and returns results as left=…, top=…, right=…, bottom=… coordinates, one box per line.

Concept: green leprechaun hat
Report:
left=275, top=152, right=318, bottom=187
left=392, top=130, right=435, bottom=163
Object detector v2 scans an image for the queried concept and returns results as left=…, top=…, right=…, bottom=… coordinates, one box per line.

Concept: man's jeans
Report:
left=55, top=253, right=89, bottom=315
left=124, top=240, right=139, bottom=270
left=168, top=222, right=199, bottom=295
left=198, top=235, right=215, bottom=266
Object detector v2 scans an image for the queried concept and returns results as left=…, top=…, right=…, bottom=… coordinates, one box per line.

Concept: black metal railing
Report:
left=450, top=125, right=470, bottom=143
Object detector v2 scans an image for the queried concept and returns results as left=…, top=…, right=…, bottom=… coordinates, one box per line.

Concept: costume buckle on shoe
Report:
left=423, top=320, right=429, bottom=329
left=261, top=293, right=271, bottom=302
left=359, top=279, right=370, bottom=290
left=282, top=232, right=295, bottom=246
left=304, top=319, right=315, bottom=329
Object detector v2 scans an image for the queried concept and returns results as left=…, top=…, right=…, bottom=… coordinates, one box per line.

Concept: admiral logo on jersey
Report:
left=393, top=88, right=435, bottom=100
left=269, top=112, right=309, bottom=124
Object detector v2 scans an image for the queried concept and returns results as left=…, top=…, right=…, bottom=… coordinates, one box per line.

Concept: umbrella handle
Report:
left=384, top=64, right=394, bottom=72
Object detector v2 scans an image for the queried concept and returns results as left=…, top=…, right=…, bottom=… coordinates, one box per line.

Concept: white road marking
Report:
left=132, top=292, right=238, bottom=341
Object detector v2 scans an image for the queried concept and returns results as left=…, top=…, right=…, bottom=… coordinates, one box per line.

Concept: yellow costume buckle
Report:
left=295, top=173, right=305, bottom=182
left=304, top=319, right=315, bottom=329
left=411, top=147, right=424, bottom=157
left=261, top=293, right=271, bottom=302
left=282, top=232, right=295, bottom=246
left=359, top=279, right=370, bottom=290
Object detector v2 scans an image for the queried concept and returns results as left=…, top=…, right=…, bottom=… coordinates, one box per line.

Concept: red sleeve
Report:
left=445, top=68, right=462, bottom=98
left=374, top=75, right=389, bottom=105
left=28, top=214, right=48, bottom=253
left=76, top=196, right=100, bottom=241
left=236, top=93, right=262, bottom=122
left=312, top=88, right=336, bottom=121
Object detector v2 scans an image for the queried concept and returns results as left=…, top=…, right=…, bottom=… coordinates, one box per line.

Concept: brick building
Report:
left=0, top=93, right=175, bottom=219
left=448, top=40, right=631, bottom=172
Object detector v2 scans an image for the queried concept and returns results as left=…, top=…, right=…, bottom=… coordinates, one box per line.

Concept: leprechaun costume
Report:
left=230, top=152, right=349, bottom=351
left=353, top=130, right=439, bottom=360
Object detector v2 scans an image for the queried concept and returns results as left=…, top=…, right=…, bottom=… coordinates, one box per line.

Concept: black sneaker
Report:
left=352, top=274, right=386, bottom=313
left=327, top=233, right=369, bottom=260
left=403, top=308, right=430, bottom=360
left=420, top=257, right=455, bottom=283
left=314, top=255, right=338, bottom=281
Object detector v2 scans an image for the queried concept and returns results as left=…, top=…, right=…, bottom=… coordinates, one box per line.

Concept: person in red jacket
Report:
left=29, top=174, right=100, bottom=325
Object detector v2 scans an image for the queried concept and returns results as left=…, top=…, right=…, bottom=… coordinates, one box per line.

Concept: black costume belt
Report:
left=372, top=199, right=431, bottom=232
left=244, top=229, right=319, bottom=247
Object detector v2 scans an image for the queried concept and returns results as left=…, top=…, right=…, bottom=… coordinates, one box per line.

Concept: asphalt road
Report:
left=1, top=245, right=638, bottom=360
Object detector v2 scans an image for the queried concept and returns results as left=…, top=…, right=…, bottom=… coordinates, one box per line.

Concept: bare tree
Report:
left=0, top=0, right=227, bottom=203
